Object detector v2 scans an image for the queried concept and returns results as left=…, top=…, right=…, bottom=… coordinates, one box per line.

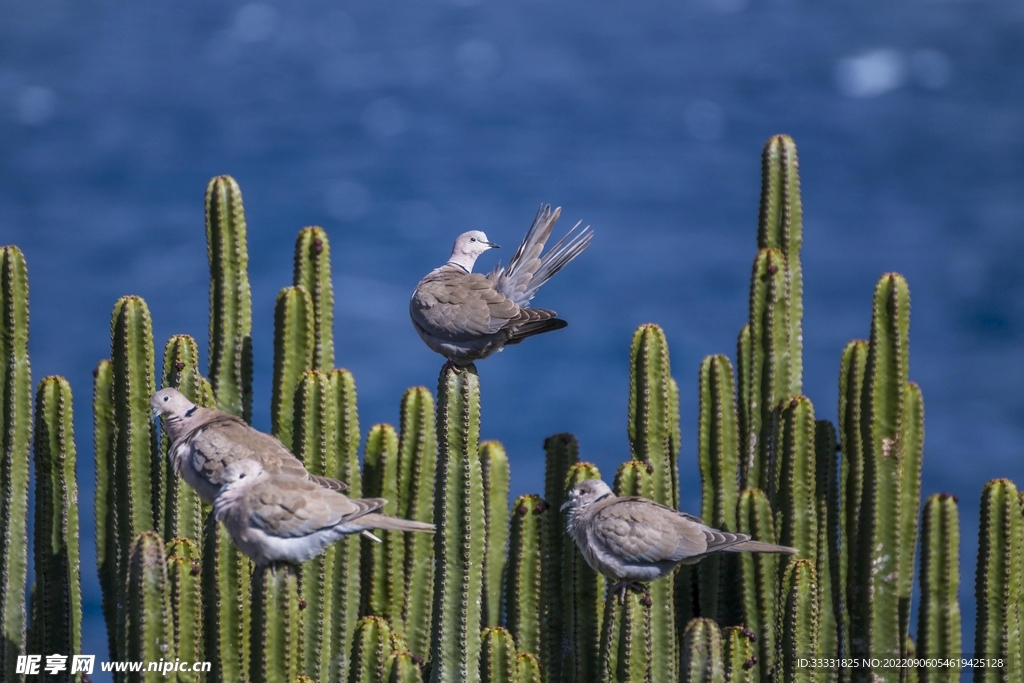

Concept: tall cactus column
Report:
left=0, top=246, right=31, bottom=681
left=916, top=493, right=961, bottom=683
left=429, top=363, right=485, bottom=683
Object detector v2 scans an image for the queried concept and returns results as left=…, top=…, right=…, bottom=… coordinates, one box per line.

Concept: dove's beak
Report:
left=487, top=241, right=500, bottom=249
left=560, top=499, right=572, bottom=512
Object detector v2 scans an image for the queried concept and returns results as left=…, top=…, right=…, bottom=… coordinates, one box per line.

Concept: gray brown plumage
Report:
left=410, top=205, right=592, bottom=365
left=563, top=479, right=798, bottom=599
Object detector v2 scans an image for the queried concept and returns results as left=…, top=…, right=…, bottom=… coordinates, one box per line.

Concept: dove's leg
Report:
left=608, top=580, right=648, bottom=604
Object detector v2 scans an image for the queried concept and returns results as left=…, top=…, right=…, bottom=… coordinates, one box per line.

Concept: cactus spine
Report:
left=205, top=174, right=253, bottom=421
left=506, top=495, right=546, bottom=658
left=294, top=227, right=335, bottom=370
left=778, top=559, right=819, bottom=683
left=429, top=363, right=485, bottom=683
left=481, top=627, right=519, bottom=683
left=0, top=246, right=31, bottom=681
left=252, top=564, right=304, bottom=683
left=30, top=376, right=82, bottom=680
left=271, top=286, right=314, bottom=450
left=361, top=423, right=401, bottom=620
left=166, top=538, right=202, bottom=683
left=93, top=359, right=118, bottom=661
left=973, top=479, right=1022, bottom=681
left=563, top=461, right=605, bottom=683
left=680, top=618, right=724, bottom=683
left=916, top=493, right=961, bottom=682
left=481, top=441, right=510, bottom=630
left=126, top=532, right=176, bottom=683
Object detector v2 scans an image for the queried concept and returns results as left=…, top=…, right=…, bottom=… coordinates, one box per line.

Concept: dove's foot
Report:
left=609, top=580, right=648, bottom=604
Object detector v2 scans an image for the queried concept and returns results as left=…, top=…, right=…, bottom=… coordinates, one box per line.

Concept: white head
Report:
left=150, top=387, right=194, bottom=418
left=562, top=479, right=614, bottom=525
left=221, top=459, right=265, bottom=489
left=447, top=230, right=499, bottom=272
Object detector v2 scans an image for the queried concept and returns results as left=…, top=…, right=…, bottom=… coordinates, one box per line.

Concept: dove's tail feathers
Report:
left=726, top=540, right=799, bottom=555
left=308, top=474, right=350, bottom=493
left=529, top=220, right=593, bottom=295
left=505, top=204, right=561, bottom=277
left=359, top=514, right=436, bottom=534
left=504, top=315, right=567, bottom=345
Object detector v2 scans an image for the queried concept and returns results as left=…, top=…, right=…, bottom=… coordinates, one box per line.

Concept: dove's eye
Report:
left=163, top=396, right=169, bottom=402
left=470, top=237, right=477, bottom=242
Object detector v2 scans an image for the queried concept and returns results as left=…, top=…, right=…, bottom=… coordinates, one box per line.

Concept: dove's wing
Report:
left=411, top=269, right=531, bottom=338
left=243, top=476, right=386, bottom=539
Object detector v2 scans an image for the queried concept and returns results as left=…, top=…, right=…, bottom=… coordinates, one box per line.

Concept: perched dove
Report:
left=150, top=387, right=349, bottom=505
left=563, top=479, right=798, bottom=599
left=410, top=204, right=592, bottom=365
left=214, top=459, right=435, bottom=567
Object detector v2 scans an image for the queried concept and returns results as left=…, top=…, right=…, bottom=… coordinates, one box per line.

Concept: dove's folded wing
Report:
left=590, top=499, right=709, bottom=565
left=412, top=271, right=524, bottom=338
left=245, top=477, right=386, bottom=538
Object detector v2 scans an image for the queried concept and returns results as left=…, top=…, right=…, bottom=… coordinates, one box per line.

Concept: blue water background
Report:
left=3, top=1, right=1023, bottom=679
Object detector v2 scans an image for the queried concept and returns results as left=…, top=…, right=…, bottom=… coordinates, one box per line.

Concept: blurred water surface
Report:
left=3, top=0, right=1023, bottom=676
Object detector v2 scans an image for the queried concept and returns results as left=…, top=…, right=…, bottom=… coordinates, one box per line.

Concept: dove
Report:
left=563, top=479, right=798, bottom=600
left=410, top=204, right=592, bottom=366
left=213, top=459, right=435, bottom=567
left=150, top=387, right=349, bottom=506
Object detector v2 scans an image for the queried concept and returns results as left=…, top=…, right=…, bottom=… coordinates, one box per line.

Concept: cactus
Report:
left=778, top=559, right=819, bottom=683
left=481, top=441, right=510, bottom=630
left=722, top=626, right=756, bottom=683
left=361, top=423, right=401, bottom=621
left=294, top=227, right=335, bottom=371
left=270, top=286, right=314, bottom=450
left=399, top=387, right=438, bottom=657
left=598, top=589, right=652, bottom=683
left=331, top=368, right=364, bottom=683
left=773, top=396, right=817, bottom=561
left=542, top=432, right=579, bottom=682
left=30, top=376, right=82, bottom=680
left=202, top=514, right=252, bottom=682
left=160, top=334, right=213, bottom=543
left=849, top=274, right=911, bottom=674
left=252, top=564, right=304, bottom=683
left=93, top=359, right=118, bottom=661
left=899, top=382, right=924, bottom=651
left=386, top=651, right=426, bottom=683
left=973, top=479, right=1022, bottom=681
left=481, top=627, right=519, bottom=683
left=916, top=493, right=961, bottom=682
left=293, top=370, right=337, bottom=679
left=205, top=174, right=253, bottom=421
left=350, top=616, right=395, bottom=683
left=680, top=618, right=724, bottom=683
left=563, top=461, right=605, bottom=683
left=814, top=419, right=839, bottom=661
left=126, top=532, right=176, bottom=683
left=0, top=246, right=31, bottom=681
left=429, top=363, right=485, bottom=683
left=736, top=488, right=781, bottom=682
left=166, top=538, right=202, bottom=683
left=505, top=495, right=546, bottom=659
left=517, top=653, right=542, bottom=683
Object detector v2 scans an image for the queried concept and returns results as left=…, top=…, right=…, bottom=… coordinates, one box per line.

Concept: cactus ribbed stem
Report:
left=205, top=175, right=253, bottom=421
left=399, top=387, right=438, bottom=657
left=974, top=479, right=1022, bottom=682
left=598, top=590, right=652, bottom=683
left=737, top=488, right=780, bottom=682
left=293, top=226, right=335, bottom=371
left=93, top=359, right=118, bottom=661
left=361, top=423, right=401, bottom=620
left=774, top=396, right=817, bottom=562
left=543, top=432, right=579, bottom=682
left=506, top=494, right=546, bottom=658
left=271, top=285, right=314, bottom=451
left=202, top=519, right=251, bottom=683
left=899, top=382, right=924, bottom=652
left=160, top=334, right=211, bottom=543
left=517, top=652, right=542, bottom=683
left=252, top=564, right=303, bottom=683
left=628, top=323, right=678, bottom=507
left=779, top=559, right=819, bottom=683
left=0, top=246, right=30, bottom=681
left=350, top=616, right=395, bottom=683
left=563, top=462, right=605, bottom=683
left=916, top=493, right=961, bottom=683
left=481, top=441, right=510, bottom=630
left=429, top=363, right=485, bottom=683
left=737, top=324, right=752, bottom=486
left=481, top=627, right=518, bottom=683
left=126, top=532, right=176, bottom=683
left=166, top=538, right=202, bottom=683
left=680, top=618, right=724, bottom=683
left=386, top=651, right=425, bottom=683
left=293, top=370, right=337, bottom=679
left=31, top=376, right=82, bottom=681
left=814, top=419, right=839, bottom=661
left=722, top=626, right=756, bottom=683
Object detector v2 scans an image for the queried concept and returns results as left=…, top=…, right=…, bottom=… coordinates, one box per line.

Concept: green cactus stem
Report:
left=680, top=618, right=724, bottom=683
left=773, top=396, right=817, bottom=561
left=542, top=432, right=579, bottom=683
left=202, top=517, right=252, bottom=683
left=126, top=532, right=176, bottom=683
left=974, top=479, right=1022, bottom=681
left=166, top=538, right=202, bottom=683
left=516, top=653, right=542, bottom=683
left=898, top=382, right=924, bottom=653
left=293, top=227, right=335, bottom=371
left=386, top=650, right=425, bottom=683
left=480, top=627, right=518, bottom=683
left=505, top=494, right=546, bottom=659
left=814, top=419, right=839, bottom=661
left=850, top=274, right=910, bottom=674
left=350, top=616, right=395, bottom=683
left=481, top=440, right=510, bottom=630
left=737, top=324, right=752, bottom=483
left=270, top=285, right=314, bottom=451
left=563, top=461, right=605, bottom=683
left=293, top=370, right=337, bottom=679
left=628, top=323, right=678, bottom=508
left=429, top=363, right=485, bottom=683
left=737, top=487, right=780, bottom=682
left=252, top=564, right=303, bottom=683
left=93, top=359, right=118, bottom=661
left=916, top=493, right=961, bottom=683
left=838, top=338, right=867, bottom=666
left=399, top=387, right=438, bottom=658
left=205, top=174, right=253, bottom=421
left=723, top=626, right=756, bottom=683
left=330, top=369, right=363, bottom=683
left=361, top=423, right=401, bottom=621
left=160, top=334, right=213, bottom=543
left=30, top=376, right=82, bottom=681
left=598, top=589, right=652, bottom=683
left=778, top=559, right=819, bottom=683
left=0, top=246, right=31, bottom=681
left=757, top=133, right=803, bottom=396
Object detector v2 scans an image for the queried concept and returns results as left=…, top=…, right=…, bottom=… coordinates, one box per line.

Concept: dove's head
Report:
left=150, top=388, right=200, bottom=442
left=448, top=230, right=499, bottom=272
left=221, top=459, right=265, bottom=489
left=562, top=479, right=614, bottom=523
